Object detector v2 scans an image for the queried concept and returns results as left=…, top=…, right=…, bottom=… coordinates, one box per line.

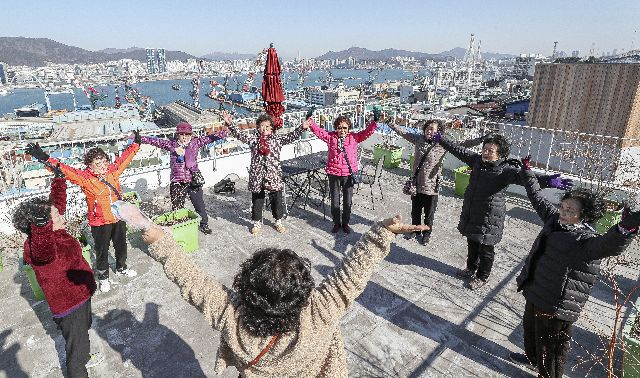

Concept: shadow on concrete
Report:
left=94, top=302, right=206, bottom=377
left=0, top=329, right=29, bottom=378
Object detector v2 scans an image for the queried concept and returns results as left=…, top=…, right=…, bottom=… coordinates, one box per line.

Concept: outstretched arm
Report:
left=439, top=137, right=479, bottom=166
left=145, top=228, right=233, bottom=330
left=308, top=216, right=427, bottom=327
left=140, top=136, right=175, bottom=151
left=353, top=120, right=378, bottom=143
left=49, top=177, right=67, bottom=215
left=387, top=122, right=420, bottom=145
left=519, top=167, right=559, bottom=222
left=46, top=158, right=87, bottom=187
left=193, top=130, right=229, bottom=150
left=308, top=118, right=330, bottom=143
left=278, top=125, right=304, bottom=146
left=113, top=143, right=140, bottom=176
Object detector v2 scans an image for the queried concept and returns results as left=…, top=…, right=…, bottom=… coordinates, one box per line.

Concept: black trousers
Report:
left=170, top=182, right=208, bottom=226
left=91, top=221, right=127, bottom=280
left=466, top=238, right=495, bottom=281
left=523, top=301, right=573, bottom=378
left=328, top=174, right=354, bottom=226
left=53, top=299, right=92, bottom=378
left=251, top=190, right=283, bottom=222
left=411, top=193, right=438, bottom=234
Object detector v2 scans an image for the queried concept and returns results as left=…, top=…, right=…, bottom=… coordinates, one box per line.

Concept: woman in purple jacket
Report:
left=309, top=109, right=380, bottom=233
left=140, top=122, right=227, bottom=234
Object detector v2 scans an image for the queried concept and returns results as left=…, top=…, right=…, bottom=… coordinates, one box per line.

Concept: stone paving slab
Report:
left=1, top=165, right=638, bottom=377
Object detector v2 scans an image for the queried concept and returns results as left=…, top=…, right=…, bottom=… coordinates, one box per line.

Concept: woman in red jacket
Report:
left=12, top=166, right=103, bottom=377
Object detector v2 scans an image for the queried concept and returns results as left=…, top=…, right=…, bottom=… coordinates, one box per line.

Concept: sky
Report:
left=1, top=0, right=638, bottom=59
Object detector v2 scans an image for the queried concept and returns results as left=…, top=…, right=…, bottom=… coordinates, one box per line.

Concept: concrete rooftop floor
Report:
left=1, top=161, right=639, bottom=378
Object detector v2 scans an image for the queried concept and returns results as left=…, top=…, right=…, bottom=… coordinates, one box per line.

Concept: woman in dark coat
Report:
left=436, top=134, right=573, bottom=290
left=509, top=156, right=639, bottom=378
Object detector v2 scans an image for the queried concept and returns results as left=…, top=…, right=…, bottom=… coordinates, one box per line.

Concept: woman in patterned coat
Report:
left=223, top=111, right=308, bottom=234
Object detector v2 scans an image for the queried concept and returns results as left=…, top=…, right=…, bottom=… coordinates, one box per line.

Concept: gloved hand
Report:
left=372, top=107, right=381, bottom=122
left=132, top=129, right=141, bottom=144
left=547, top=173, right=574, bottom=190
left=521, top=155, right=532, bottom=170
left=503, top=159, right=522, bottom=168
left=619, top=205, right=640, bottom=233
left=51, top=163, right=65, bottom=178
left=430, top=132, right=442, bottom=143
left=26, top=142, right=49, bottom=163
left=305, top=106, right=316, bottom=120
left=481, top=131, right=494, bottom=140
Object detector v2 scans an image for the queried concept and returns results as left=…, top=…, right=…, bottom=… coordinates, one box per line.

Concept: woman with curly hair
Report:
left=12, top=167, right=103, bottom=376
left=140, top=214, right=427, bottom=377
left=433, top=133, right=573, bottom=290
left=508, top=156, right=639, bottom=378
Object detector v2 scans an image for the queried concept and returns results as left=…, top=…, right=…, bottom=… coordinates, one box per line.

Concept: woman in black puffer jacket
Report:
left=438, top=134, right=570, bottom=290
left=509, top=157, right=639, bottom=378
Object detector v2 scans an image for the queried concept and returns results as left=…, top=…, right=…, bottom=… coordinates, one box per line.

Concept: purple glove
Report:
left=547, top=173, right=573, bottom=190
left=430, top=132, right=442, bottom=143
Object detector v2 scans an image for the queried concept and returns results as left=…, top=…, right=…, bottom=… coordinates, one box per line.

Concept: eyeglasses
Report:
left=336, top=126, right=349, bottom=130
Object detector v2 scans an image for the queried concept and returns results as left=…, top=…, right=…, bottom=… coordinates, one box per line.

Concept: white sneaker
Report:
left=99, top=279, right=111, bottom=293
left=274, top=219, right=286, bottom=233
left=85, top=351, right=105, bottom=369
left=251, top=221, right=262, bottom=235
left=115, top=267, right=137, bottom=277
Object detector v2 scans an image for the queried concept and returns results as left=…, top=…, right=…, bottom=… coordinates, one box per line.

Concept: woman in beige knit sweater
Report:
left=141, top=216, right=427, bottom=377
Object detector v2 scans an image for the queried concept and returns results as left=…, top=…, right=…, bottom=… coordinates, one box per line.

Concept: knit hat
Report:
left=176, top=122, right=193, bottom=134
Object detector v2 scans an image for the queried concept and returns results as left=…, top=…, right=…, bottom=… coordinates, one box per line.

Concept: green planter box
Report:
left=623, top=299, right=640, bottom=378
left=409, top=153, right=415, bottom=172
left=153, top=208, right=201, bottom=253
left=20, top=238, right=93, bottom=302
left=454, top=166, right=471, bottom=197
left=595, top=202, right=623, bottom=234
left=373, top=144, right=404, bottom=169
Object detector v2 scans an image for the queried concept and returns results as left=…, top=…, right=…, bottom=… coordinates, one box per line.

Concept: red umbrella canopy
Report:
left=262, top=45, right=285, bottom=128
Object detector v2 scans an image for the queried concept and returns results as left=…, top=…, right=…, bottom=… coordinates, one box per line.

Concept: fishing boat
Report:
left=172, top=84, right=181, bottom=90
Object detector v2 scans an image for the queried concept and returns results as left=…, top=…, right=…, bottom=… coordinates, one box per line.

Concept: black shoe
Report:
left=342, top=224, right=352, bottom=234
left=455, top=268, right=475, bottom=279
left=509, top=352, right=537, bottom=371
left=199, top=224, right=212, bottom=234
left=420, top=233, right=431, bottom=245
left=331, top=224, right=341, bottom=233
left=468, top=277, right=487, bottom=290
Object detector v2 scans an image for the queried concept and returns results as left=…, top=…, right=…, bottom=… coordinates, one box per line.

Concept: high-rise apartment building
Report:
left=157, top=49, right=167, bottom=73
left=146, top=48, right=157, bottom=74
left=0, top=62, right=7, bottom=84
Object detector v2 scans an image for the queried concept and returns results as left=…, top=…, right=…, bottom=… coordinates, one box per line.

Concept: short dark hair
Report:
left=423, top=119, right=444, bottom=133
left=482, top=134, right=511, bottom=158
left=333, top=116, right=352, bottom=129
left=12, top=196, right=52, bottom=235
left=255, top=114, right=274, bottom=128
left=83, top=147, right=110, bottom=166
left=233, top=248, right=315, bottom=337
left=561, top=188, right=606, bottom=223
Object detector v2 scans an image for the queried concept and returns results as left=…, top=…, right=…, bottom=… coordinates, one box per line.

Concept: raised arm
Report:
left=140, top=136, right=175, bottom=151
left=439, top=137, right=479, bottom=166
left=46, top=158, right=88, bottom=187
left=460, top=133, right=487, bottom=148
left=582, top=225, right=636, bottom=261
left=113, top=143, right=140, bottom=176
left=307, top=222, right=396, bottom=326
left=193, top=130, right=229, bottom=150
left=519, top=167, right=558, bottom=222
left=278, top=125, right=304, bottom=146
left=49, top=177, right=67, bottom=215
left=146, top=232, right=233, bottom=330
left=387, top=122, right=420, bottom=145
left=353, top=120, right=378, bottom=143
left=308, top=119, right=330, bottom=143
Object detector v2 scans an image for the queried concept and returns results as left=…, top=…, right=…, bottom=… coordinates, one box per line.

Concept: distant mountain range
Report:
left=0, top=37, right=516, bottom=67
left=316, top=46, right=515, bottom=61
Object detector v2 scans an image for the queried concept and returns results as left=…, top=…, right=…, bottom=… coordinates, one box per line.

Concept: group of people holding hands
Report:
left=13, top=109, right=640, bottom=377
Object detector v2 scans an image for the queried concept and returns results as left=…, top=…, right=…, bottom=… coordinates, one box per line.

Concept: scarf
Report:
left=258, top=135, right=271, bottom=156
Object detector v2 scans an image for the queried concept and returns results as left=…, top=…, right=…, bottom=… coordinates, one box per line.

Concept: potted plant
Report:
left=153, top=208, right=201, bottom=253
left=595, top=200, right=624, bottom=234
left=373, top=115, right=404, bottom=169
left=454, top=166, right=472, bottom=197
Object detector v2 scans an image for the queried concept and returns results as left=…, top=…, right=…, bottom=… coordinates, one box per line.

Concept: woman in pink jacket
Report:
left=309, top=109, right=380, bottom=233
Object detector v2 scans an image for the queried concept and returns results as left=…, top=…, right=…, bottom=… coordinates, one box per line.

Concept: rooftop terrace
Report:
left=1, top=160, right=638, bottom=377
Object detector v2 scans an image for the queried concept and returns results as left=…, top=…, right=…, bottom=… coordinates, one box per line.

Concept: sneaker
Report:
left=199, top=224, right=212, bottom=234
left=509, top=352, right=537, bottom=371
left=99, top=279, right=111, bottom=293
left=85, top=351, right=105, bottom=369
left=468, top=277, right=487, bottom=290
left=251, top=222, right=262, bottom=235
left=116, top=267, right=138, bottom=278
left=274, top=219, right=286, bottom=233
left=342, top=224, right=352, bottom=234
left=455, top=268, right=475, bottom=279
left=331, top=224, right=341, bottom=233
left=420, top=233, right=431, bottom=245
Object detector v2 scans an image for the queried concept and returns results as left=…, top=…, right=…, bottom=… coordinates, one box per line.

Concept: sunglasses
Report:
left=336, top=126, right=349, bottom=130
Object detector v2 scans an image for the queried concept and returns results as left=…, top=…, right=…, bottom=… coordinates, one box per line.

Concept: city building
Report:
left=0, top=62, right=7, bottom=84
left=157, top=49, right=167, bottom=73
left=146, top=48, right=157, bottom=75
left=307, top=88, right=337, bottom=106
left=527, top=63, right=640, bottom=142
left=513, top=54, right=548, bottom=78
left=399, top=85, right=415, bottom=104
